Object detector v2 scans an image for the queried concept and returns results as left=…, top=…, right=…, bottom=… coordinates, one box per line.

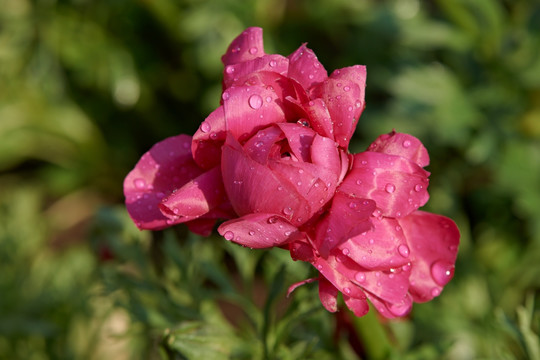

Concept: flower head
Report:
left=124, top=27, right=460, bottom=318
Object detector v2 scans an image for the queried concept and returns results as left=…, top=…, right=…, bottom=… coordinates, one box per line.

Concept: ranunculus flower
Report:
left=288, top=131, right=460, bottom=318
left=123, top=27, right=460, bottom=319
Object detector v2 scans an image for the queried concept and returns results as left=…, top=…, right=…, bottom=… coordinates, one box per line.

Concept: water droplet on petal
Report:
left=414, top=184, right=423, bottom=192
left=343, top=287, right=351, bottom=294
left=134, top=178, right=146, bottom=189
left=317, top=264, right=323, bottom=271
left=248, top=94, right=263, bottom=109
left=431, top=287, right=441, bottom=297
left=283, top=207, right=293, bottom=216
left=343, top=86, right=350, bottom=92
left=398, top=244, right=410, bottom=258
left=224, top=231, right=234, bottom=241
left=356, top=179, right=362, bottom=185
left=431, top=261, right=455, bottom=286
left=248, top=230, right=255, bottom=236
left=269, top=60, right=277, bottom=67
left=355, top=272, right=366, bottom=283
left=385, top=183, right=396, bottom=193
left=200, top=121, right=211, bottom=133
left=342, top=248, right=350, bottom=256
left=225, top=65, right=235, bottom=74
left=349, top=202, right=357, bottom=209
left=267, top=216, right=278, bottom=224
left=402, top=140, right=411, bottom=148
left=249, top=47, right=258, bottom=55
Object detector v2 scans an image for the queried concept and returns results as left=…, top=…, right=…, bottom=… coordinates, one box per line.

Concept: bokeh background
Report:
left=1, top=0, right=539, bottom=359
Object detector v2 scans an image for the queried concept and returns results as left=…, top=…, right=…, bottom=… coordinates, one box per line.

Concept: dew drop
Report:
left=398, top=244, right=410, bottom=258
left=342, top=248, right=350, bottom=256
left=267, top=216, right=278, bottom=224
left=355, top=272, right=366, bottom=283
left=248, top=94, right=263, bottom=109
left=284, top=230, right=292, bottom=236
left=255, top=141, right=264, bottom=147
left=265, top=96, right=272, bottom=103
left=414, top=184, right=423, bottom=192
left=348, top=202, right=357, bottom=209
left=431, top=261, right=454, bottom=286
left=356, top=179, right=362, bottom=185
left=402, top=140, right=411, bottom=148
left=431, top=287, right=441, bottom=297
left=283, top=207, right=293, bottom=216
left=269, top=60, right=277, bottom=67
left=248, top=230, right=255, bottom=236
left=249, top=47, right=258, bottom=55
left=385, top=183, right=396, bottom=193
left=224, top=231, right=234, bottom=241
left=222, top=91, right=230, bottom=101
left=343, top=86, right=350, bottom=92
left=200, top=121, right=211, bottom=133
left=317, top=264, right=323, bottom=270
left=225, top=65, right=235, bottom=74
left=343, top=287, right=351, bottom=294
left=134, top=178, right=146, bottom=189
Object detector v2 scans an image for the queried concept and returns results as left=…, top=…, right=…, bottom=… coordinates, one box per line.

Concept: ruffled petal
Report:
left=399, top=211, right=460, bottom=302
left=368, top=131, right=430, bottom=168
left=314, top=192, right=375, bottom=256
left=221, top=135, right=308, bottom=219
left=243, top=125, right=284, bottom=164
left=287, top=43, right=328, bottom=90
left=276, top=123, right=316, bottom=162
left=124, top=135, right=203, bottom=230
left=311, top=66, right=366, bottom=148
left=338, top=217, right=411, bottom=270
left=192, top=107, right=227, bottom=169
left=365, top=292, right=413, bottom=319
left=159, top=166, right=226, bottom=220
left=341, top=152, right=430, bottom=218
left=343, top=294, right=370, bottom=317
left=302, top=98, right=334, bottom=140
left=221, top=27, right=265, bottom=67
left=319, top=277, right=339, bottom=313
left=218, top=213, right=297, bottom=248
left=223, top=84, right=286, bottom=143
left=223, top=54, right=289, bottom=89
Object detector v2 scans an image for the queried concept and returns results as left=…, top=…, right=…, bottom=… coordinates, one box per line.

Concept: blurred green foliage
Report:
left=1, top=0, right=539, bottom=359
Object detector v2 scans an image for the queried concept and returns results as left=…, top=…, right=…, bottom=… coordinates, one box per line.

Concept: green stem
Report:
left=351, top=309, right=393, bottom=360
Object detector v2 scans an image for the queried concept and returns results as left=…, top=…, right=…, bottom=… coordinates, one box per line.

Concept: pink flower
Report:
left=125, top=27, right=365, bottom=239
left=289, top=131, right=460, bottom=318
left=124, top=27, right=460, bottom=318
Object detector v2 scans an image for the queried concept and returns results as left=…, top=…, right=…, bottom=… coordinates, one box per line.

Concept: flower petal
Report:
left=343, top=294, right=370, bottom=317
left=319, top=277, right=339, bottom=313
left=399, top=211, right=460, bottom=302
left=223, top=85, right=286, bottom=143
left=221, top=135, right=309, bottom=219
left=218, top=213, right=297, bottom=248
left=340, top=152, right=430, bottom=218
left=223, top=54, right=289, bottom=89
left=368, top=131, right=430, bottom=168
left=221, top=27, right=265, bottom=66
left=287, top=43, right=328, bottom=89
left=314, top=191, right=375, bottom=256
left=124, top=135, right=203, bottom=230
left=192, top=107, right=227, bottom=169
left=339, top=217, right=411, bottom=270
left=159, top=166, right=226, bottom=220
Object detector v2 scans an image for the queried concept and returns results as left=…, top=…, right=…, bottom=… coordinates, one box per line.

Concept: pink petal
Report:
left=340, top=151, right=430, bottom=218
left=287, top=277, right=317, bottom=297
left=186, top=218, right=218, bottom=236
left=313, top=256, right=367, bottom=300
left=368, top=131, right=430, bottom=168
left=221, top=27, right=265, bottom=66
left=218, top=213, right=298, bottom=248
left=124, top=135, right=203, bottom=230
left=365, top=292, right=413, bottom=319
left=343, top=294, right=370, bottom=317
left=319, top=277, right=339, bottom=313
left=338, top=217, right=411, bottom=270
left=223, top=84, right=286, bottom=143
left=314, top=191, right=375, bottom=257
left=399, top=211, right=460, bottom=302
left=192, top=107, right=227, bottom=169
left=302, top=98, right=334, bottom=140
left=221, top=135, right=309, bottom=220
left=159, top=166, right=226, bottom=220
left=223, top=54, right=289, bottom=89
left=310, top=133, right=341, bottom=176
left=276, top=122, right=316, bottom=162
left=287, top=43, right=328, bottom=89
left=310, top=66, right=366, bottom=148
left=243, top=125, right=284, bottom=164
